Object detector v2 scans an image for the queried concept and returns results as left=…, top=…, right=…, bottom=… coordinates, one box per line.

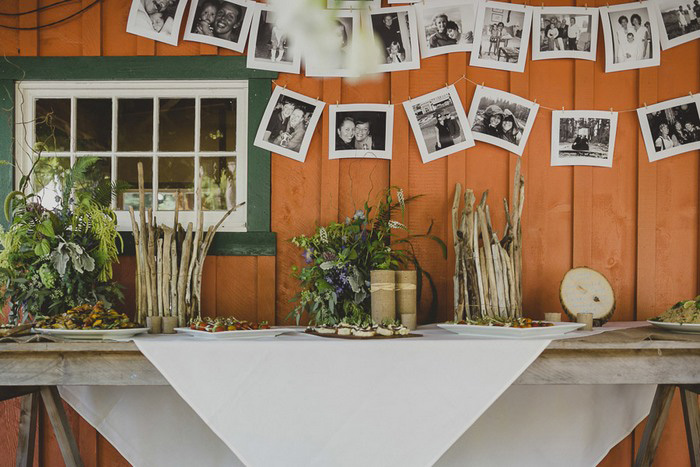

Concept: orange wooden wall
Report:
left=0, top=0, right=698, bottom=465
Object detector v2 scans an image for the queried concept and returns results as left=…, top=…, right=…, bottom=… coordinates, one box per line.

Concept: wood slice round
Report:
left=560, top=267, right=616, bottom=325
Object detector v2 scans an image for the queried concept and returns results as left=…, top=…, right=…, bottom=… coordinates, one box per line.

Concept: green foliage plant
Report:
left=290, top=187, right=447, bottom=326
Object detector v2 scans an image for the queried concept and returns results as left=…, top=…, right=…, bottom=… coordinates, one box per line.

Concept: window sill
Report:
left=119, top=231, right=276, bottom=256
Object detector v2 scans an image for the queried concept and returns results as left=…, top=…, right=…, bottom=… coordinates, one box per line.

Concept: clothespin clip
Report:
left=336, top=100, right=339, bottom=105
left=610, top=107, right=614, bottom=114
left=533, top=98, right=538, bottom=104
left=481, top=81, right=485, bottom=87
left=690, top=91, right=695, bottom=98
left=388, top=99, right=391, bottom=105
left=561, top=106, right=565, bottom=111
left=541, top=2, right=544, bottom=8
left=644, top=102, right=648, bottom=109
left=283, top=83, right=287, bottom=89
left=584, top=3, right=588, bottom=9
left=445, top=82, right=449, bottom=88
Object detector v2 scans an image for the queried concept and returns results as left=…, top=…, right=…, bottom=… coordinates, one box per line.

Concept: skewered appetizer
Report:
left=35, top=303, right=137, bottom=330
left=455, top=317, right=554, bottom=328
left=189, top=316, right=271, bottom=332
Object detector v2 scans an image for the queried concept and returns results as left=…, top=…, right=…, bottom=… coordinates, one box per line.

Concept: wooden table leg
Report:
left=15, top=392, right=38, bottom=467
left=680, top=386, right=700, bottom=467
left=634, top=384, right=676, bottom=467
left=39, top=386, right=84, bottom=467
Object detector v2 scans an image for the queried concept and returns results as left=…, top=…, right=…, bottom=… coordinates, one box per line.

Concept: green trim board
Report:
left=0, top=56, right=277, bottom=256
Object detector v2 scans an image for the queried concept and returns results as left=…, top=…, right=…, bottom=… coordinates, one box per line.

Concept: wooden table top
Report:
left=1, top=332, right=699, bottom=386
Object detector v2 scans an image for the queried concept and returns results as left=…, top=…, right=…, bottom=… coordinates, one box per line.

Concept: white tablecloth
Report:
left=59, top=327, right=656, bottom=466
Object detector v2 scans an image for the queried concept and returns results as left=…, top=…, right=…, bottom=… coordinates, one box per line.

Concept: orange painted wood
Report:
left=256, top=256, right=276, bottom=325
left=216, top=256, right=257, bottom=322
left=18, top=0, right=38, bottom=56
left=201, top=256, right=218, bottom=318
left=81, top=0, right=102, bottom=57
left=320, top=78, right=341, bottom=225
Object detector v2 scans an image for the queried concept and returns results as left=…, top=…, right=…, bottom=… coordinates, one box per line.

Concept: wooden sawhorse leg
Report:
left=6, top=386, right=84, bottom=467
left=635, top=384, right=700, bottom=467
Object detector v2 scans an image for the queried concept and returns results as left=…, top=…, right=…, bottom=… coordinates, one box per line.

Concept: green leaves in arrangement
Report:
left=289, top=187, right=447, bottom=326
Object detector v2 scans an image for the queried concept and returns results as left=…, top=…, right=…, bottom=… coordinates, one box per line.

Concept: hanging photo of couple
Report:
left=531, top=6, right=599, bottom=60
left=329, top=104, right=394, bottom=160
left=183, top=0, right=254, bottom=52
left=600, top=1, right=661, bottom=72
left=470, top=1, right=533, bottom=72
left=126, top=0, right=190, bottom=46
left=551, top=111, right=618, bottom=168
left=403, top=85, right=475, bottom=164
left=467, top=86, right=539, bottom=156
left=637, top=95, right=700, bottom=162
left=254, top=87, right=325, bottom=162
left=653, top=0, right=700, bottom=49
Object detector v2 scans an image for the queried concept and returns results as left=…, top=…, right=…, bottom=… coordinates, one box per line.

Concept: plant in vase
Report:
left=290, top=187, right=446, bottom=326
left=0, top=156, right=125, bottom=322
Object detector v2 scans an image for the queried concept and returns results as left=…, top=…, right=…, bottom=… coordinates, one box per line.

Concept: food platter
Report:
left=32, top=327, right=149, bottom=341
left=437, top=322, right=586, bottom=339
left=304, top=329, right=421, bottom=340
left=175, top=327, right=296, bottom=339
left=647, top=320, right=700, bottom=334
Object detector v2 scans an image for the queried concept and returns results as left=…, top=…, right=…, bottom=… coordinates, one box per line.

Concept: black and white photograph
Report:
left=254, top=87, right=325, bottom=162
left=126, top=0, right=189, bottom=46
left=403, top=85, right=475, bottom=163
left=305, top=11, right=360, bottom=78
left=550, top=111, right=618, bottom=167
left=600, top=2, right=661, bottom=72
left=470, top=1, right=532, bottom=72
left=653, top=0, right=700, bottom=49
left=327, top=0, right=381, bottom=9
left=183, top=0, right=254, bottom=52
left=367, top=6, right=421, bottom=73
left=637, top=95, right=700, bottom=162
left=247, top=3, right=302, bottom=74
left=329, top=104, right=394, bottom=160
left=532, top=7, right=599, bottom=60
left=415, top=0, right=478, bottom=58
left=467, top=85, right=540, bottom=155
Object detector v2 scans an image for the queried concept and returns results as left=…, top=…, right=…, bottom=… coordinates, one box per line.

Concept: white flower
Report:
left=397, top=189, right=405, bottom=208
left=319, top=227, right=328, bottom=243
left=388, top=220, right=405, bottom=230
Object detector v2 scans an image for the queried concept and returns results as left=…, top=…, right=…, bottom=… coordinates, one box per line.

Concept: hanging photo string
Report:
left=271, top=78, right=698, bottom=114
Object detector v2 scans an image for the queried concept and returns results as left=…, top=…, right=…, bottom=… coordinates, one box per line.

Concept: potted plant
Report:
left=0, top=156, right=125, bottom=323
left=290, top=187, right=446, bottom=326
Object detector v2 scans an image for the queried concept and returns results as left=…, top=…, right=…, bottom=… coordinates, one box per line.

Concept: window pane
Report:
left=201, top=157, right=236, bottom=211
left=33, top=157, right=70, bottom=210
left=118, top=99, right=153, bottom=151
left=35, top=99, right=71, bottom=152
left=200, top=98, right=237, bottom=152
left=158, top=157, right=194, bottom=211
left=159, top=99, right=195, bottom=152
left=117, top=157, right=153, bottom=211
left=77, top=99, right=112, bottom=151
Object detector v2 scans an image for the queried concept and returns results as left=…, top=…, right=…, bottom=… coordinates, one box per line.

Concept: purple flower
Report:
left=302, top=249, right=313, bottom=264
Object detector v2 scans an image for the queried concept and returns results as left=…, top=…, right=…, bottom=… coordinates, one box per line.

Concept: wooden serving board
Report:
left=304, top=330, right=422, bottom=340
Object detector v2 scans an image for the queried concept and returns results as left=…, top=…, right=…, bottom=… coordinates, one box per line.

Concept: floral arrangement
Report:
left=0, top=156, right=125, bottom=321
left=290, top=187, right=446, bottom=325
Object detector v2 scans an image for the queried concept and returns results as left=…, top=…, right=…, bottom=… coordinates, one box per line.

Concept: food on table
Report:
left=315, top=325, right=337, bottom=335
left=306, top=321, right=410, bottom=338
left=337, top=323, right=353, bottom=336
left=376, top=324, right=394, bottom=337
left=352, top=325, right=376, bottom=337
left=35, top=302, right=137, bottom=330
left=189, top=316, right=271, bottom=332
left=454, top=317, right=554, bottom=328
left=651, top=298, right=700, bottom=324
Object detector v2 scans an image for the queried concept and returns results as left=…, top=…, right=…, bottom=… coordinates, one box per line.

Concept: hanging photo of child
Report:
left=532, top=7, right=599, bottom=60
left=467, top=85, right=540, bottom=155
left=126, top=0, right=190, bottom=46
left=366, top=6, right=421, bottom=73
left=415, top=0, right=479, bottom=58
left=551, top=111, right=618, bottom=167
left=247, top=3, right=302, bottom=74
left=183, top=0, right=255, bottom=52
left=403, top=85, right=475, bottom=163
left=470, top=1, right=533, bottom=72
left=599, top=2, right=661, bottom=72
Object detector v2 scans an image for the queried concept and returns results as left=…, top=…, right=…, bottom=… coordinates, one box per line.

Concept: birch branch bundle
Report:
left=452, top=160, right=525, bottom=321
left=129, top=162, right=245, bottom=326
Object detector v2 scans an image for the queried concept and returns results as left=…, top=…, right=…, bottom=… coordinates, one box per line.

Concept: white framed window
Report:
left=14, top=80, right=248, bottom=232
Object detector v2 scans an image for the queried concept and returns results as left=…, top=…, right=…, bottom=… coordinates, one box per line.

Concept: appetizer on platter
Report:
left=453, top=317, right=554, bottom=328
left=35, top=302, right=137, bottom=330
left=650, top=298, right=700, bottom=324
left=306, top=319, right=412, bottom=338
left=189, top=316, right=271, bottom=332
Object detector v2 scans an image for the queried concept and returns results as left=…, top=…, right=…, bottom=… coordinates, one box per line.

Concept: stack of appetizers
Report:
left=308, top=321, right=410, bottom=338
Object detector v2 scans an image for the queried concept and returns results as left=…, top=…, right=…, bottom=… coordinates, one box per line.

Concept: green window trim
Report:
left=0, top=56, right=277, bottom=256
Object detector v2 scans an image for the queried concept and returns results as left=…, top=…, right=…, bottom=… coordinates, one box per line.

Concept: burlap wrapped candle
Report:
left=370, top=270, right=396, bottom=324
left=396, top=270, right=417, bottom=330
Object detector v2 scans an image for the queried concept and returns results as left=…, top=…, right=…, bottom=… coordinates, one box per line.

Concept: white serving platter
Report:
left=174, top=327, right=296, bottom=339
left=436, top=322, right=586, bottom=339
left=647, top=320, right=700, bottom=334
left=33, top=327, right=149, bottom=340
